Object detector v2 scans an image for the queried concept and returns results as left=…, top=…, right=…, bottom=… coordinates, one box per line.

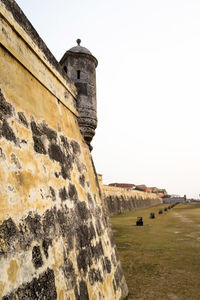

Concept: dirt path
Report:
left=173, top=212, right=193, bottom=223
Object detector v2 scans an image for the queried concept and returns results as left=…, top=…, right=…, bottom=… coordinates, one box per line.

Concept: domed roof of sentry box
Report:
left=68, top=39, right=92, bottom=55
left=60, top=39, right=98, bottom=67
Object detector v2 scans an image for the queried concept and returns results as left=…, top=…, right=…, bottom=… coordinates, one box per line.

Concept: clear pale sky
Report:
left=15, top=0, right=200, bottom=199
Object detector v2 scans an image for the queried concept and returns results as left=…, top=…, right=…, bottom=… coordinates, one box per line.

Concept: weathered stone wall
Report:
left=0, top=1, right=128, bottom=299
left=98, top=176, right=162, bottom=216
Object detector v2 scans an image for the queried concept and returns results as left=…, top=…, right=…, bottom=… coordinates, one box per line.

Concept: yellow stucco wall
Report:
left=103, top=185, right=161, bottom=200
left=97, top=175, right=162, bottom=216
left=0, top=1, right=128, bottom=299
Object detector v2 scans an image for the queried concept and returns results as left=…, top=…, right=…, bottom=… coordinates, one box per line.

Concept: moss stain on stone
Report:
left=32, top=245, right=43, bottom=269
left=1, top=120, right=17, bottom=143
left=2, top=268, right=57, bottom=300
left=17, top=112, right=28, bottom=128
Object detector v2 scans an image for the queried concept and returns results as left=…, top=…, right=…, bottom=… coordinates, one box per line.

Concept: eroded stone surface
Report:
left=0, top=2, right=128, bottom=297
left=2, top=268, right=57, bottom=300
left=0, top=89, right=128, bottom=298
left=0, top=92, right=128, bottom=300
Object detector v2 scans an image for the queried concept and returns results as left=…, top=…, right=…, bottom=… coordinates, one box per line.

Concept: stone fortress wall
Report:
left=98, top=175, right=162, bottom=216
left=0, top=1, right=128, bottom=299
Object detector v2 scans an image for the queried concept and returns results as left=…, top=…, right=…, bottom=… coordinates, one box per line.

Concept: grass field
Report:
left=110, top=203, right=200, bottom=300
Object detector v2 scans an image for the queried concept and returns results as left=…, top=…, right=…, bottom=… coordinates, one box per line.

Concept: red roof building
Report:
left=108, top=183, right=136, bottom=189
